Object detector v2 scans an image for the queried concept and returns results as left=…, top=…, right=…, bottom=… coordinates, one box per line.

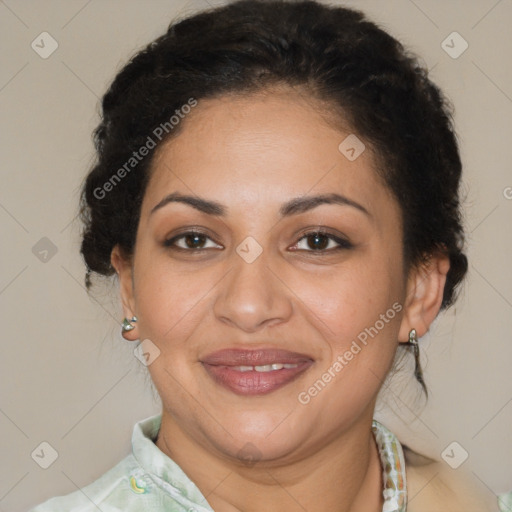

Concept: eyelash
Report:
left=163, top=229, right=353, bottom=254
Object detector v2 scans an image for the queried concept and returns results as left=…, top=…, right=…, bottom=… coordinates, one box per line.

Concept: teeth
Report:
left=231, top=363, right=299, bottom=372
left=255, top=364, right=275, bottom=372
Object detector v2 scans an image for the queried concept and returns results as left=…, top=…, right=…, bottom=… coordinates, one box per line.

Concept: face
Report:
left=115, top=88, right=418, bottom=464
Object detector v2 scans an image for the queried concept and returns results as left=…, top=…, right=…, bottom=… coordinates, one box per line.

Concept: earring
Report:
left=407, top=328, right=428, bottom=397
left=122, top=316, right=138, bottom=333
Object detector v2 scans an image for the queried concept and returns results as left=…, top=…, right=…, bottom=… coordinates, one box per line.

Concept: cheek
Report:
left=297, top=255, right=403, bottom=347
left=295, top=261, right=402, bottom=415
left=135, top=274, right=208, bottom=345
left=131, top=245, right=205, bottom=342
left=132, top=264, right=211, bottom=396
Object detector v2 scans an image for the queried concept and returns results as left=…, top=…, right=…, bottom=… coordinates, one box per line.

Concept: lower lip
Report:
left=202, top=362, right=313, bottom=396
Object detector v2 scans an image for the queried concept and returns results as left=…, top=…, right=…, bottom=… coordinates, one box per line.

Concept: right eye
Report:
left=163, top=230, right=223, bottom=251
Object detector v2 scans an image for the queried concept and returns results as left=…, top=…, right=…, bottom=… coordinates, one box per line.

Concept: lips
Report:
left=201, top=348, right=314, bottom=396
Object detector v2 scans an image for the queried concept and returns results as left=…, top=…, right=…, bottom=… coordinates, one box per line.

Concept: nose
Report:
left=212, top=244, right=293, bottom=333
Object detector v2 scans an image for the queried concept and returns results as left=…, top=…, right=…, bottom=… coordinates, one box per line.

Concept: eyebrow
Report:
left=150, top=191, right=371, bottom=218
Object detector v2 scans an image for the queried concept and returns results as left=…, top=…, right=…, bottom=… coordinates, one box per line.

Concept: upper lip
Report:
left=201, top=348, right=314, bottom=366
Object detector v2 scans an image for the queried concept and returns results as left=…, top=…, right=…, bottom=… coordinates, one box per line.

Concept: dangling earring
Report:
left=121, top=316, right=138, bottom=333
left=407, top=328, right=428, bottom=397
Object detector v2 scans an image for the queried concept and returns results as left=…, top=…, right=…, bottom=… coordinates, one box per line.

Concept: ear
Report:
left=397, top=252, right=450, bottom=343
left=111, top=244, right=138, bottom=341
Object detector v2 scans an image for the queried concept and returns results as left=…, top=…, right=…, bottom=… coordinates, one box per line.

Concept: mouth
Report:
left=201, top=348, right=314, bottom=396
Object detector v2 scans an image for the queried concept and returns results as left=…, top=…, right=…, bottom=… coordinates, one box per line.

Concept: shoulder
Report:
left=28, top=455, right=141, bottom=512
left=403, top=445, right=501, bottom=512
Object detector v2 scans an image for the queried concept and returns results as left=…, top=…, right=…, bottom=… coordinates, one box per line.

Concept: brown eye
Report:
left=164, top=231, right=222, bottom=251
left=181, top=233, right=207, bottom=249
left=292, top=231, right=353, bottom=252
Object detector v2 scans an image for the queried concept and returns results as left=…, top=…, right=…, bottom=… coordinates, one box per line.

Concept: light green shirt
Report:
left=29, top=414, right=511, bottom=512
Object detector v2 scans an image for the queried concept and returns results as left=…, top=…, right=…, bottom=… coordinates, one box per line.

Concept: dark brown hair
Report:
left=80, top=0, right=468, bottom=315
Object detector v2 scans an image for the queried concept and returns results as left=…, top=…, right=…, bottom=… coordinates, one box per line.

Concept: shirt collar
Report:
left=372, top=419, right=407, bottom=512
left=132, top=413, right=214, bottom=511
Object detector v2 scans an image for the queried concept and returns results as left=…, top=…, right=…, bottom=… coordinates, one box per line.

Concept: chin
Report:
left=211, top=411, right=309, bottom=464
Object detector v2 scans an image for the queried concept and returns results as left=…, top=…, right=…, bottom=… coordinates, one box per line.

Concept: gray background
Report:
left=1, top=0, right=511, bottom=510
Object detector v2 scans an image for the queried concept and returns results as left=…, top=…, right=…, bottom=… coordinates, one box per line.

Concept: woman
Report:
left=29, top=0, right=510, bottom=510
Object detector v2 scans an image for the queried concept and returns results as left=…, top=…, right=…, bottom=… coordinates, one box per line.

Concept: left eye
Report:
left=291, top=231, right=352, bottom=252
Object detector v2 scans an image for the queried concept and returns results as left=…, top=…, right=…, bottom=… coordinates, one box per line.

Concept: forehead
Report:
left=143, top=89, right=397, bottom=222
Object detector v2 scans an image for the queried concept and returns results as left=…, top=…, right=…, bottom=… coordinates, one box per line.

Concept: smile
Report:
left=201, top=348, right=314, bottom=395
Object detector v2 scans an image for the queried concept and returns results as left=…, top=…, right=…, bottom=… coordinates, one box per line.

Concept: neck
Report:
left=155, top=411, right=384, bottom=512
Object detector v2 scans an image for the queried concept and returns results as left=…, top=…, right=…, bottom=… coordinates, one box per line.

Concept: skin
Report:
left=112, top=87, right=450, bottom=512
